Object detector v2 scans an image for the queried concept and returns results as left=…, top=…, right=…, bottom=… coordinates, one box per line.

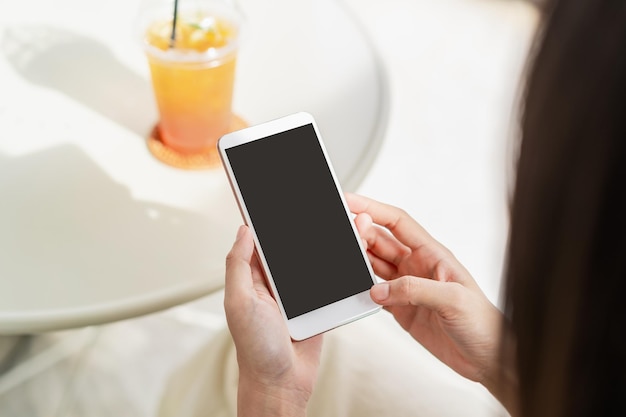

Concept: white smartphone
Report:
left=218, top=112, right=381, bottom=340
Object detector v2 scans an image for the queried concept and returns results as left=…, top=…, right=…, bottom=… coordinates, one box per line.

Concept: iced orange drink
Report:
left=139, top=1, right=243, bottom=165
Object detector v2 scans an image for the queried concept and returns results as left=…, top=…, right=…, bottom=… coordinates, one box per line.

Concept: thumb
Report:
left=225, top=225, right=255, bottom=295
left=370, top=276, right=461, bottom=313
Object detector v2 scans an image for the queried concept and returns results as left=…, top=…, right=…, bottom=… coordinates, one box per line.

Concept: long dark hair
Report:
left=504, top=0, right=626, bottom=415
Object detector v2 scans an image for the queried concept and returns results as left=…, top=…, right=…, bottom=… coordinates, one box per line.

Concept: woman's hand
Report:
left=224, top=225, right=323, bottom=417
left=346, top=193, right=506, bottom=388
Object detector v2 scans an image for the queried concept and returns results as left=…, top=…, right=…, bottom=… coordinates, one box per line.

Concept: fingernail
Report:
left=371, top=283, right=389, bottom=301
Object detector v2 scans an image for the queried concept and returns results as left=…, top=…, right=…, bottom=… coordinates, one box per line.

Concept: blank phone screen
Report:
left=226, top=124, right=373, bottom=319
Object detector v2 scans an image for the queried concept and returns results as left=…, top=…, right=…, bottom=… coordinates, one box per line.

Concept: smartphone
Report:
left=218, top=112, right=381, bottom=340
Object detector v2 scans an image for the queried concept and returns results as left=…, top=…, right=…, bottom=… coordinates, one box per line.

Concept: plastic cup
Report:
left=136, top=0, right=244, bottom=167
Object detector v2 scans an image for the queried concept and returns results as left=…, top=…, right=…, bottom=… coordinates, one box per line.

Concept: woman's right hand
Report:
left=346, top=193, right=507, bottom=388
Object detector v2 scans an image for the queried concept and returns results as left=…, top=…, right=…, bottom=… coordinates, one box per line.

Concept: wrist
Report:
left=481, top=326, right=520, bottom=416
left=237, top=374, right=311, bottom=417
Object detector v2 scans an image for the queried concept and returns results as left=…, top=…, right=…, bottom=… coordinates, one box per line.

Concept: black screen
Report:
left=226, top=123, right=373, bottom=319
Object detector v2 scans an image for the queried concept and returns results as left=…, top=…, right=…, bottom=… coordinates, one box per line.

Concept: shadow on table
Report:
left=0, top=25, right=155, bottom=138
left=0, top=145, right=232, bottom=330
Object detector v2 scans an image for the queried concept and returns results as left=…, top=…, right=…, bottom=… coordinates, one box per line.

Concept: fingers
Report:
left=346, top=193, right=437, bottom=251
left=370, top=275, right=464, bottom=314
left=367, top=253, right=399, bottom=280
left=354, top=212, right=402, bottom=278
left=354, top=212, right=411, bottom=267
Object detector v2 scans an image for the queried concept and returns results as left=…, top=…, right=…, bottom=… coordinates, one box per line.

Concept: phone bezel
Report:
left=218, top=112, right=380, bottom=340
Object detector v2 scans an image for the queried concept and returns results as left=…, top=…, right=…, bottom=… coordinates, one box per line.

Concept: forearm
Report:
left=237, top=376, right=310, bottom=417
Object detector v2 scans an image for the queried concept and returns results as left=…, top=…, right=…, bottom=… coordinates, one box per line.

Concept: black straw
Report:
left=170, top=0, right=179, bottom=48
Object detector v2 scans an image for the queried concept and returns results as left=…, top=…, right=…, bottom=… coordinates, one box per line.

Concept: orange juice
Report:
left=143, top=10, right=241, bottom=156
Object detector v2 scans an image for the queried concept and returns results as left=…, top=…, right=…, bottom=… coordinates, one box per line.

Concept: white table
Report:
left=0, top=0, right=388, bottom=334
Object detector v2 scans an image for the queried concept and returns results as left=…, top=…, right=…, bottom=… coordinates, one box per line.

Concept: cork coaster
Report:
left=147, top=115, right=248, bottom=170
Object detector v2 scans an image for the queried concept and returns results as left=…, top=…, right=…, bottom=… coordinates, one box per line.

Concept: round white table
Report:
left=0, top=0, right=389, bottom=334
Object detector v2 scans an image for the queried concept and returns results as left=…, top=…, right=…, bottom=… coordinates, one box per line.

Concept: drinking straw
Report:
left=169, top=0, right=179, bottom=48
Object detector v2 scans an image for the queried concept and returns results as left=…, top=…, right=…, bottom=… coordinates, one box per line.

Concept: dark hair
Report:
left=503, top=0, right=626, bottom=415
